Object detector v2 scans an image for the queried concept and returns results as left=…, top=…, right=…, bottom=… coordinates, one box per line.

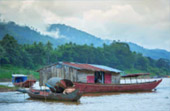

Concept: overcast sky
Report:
left=0, top=0, right=170, bottom=51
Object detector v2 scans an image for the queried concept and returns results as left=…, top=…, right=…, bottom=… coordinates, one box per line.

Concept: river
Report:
left=0, top=78, right=169, bottom=111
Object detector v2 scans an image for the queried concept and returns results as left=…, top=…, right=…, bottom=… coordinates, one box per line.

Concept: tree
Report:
left=134, top=54, right=149, bottom=70
left=45, top=41, right=53, bottom=64
left=0, top=44, right=8, bottom=64
left=0, top=34, right=169, bottom=76
left=156, top=59, right=170, bottom=69
left=0, top=34, right=21, bottom=65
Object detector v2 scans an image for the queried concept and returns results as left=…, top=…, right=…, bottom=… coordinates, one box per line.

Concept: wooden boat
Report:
left=74, top=73, right=162, bottom=93
left=27, top=88, right=82, bottom=101
left=74, top=79, right=162, bottom=93
left=12, top=74, right=36, bottom=88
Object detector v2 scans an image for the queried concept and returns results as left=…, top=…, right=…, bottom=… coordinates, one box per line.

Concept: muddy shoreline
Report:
left=0, top=85, right=15, bottom=92
left=0, top=88, right=15, bottom=92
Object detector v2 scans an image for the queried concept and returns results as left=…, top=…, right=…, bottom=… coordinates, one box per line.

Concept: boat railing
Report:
left=121, top=73, right=155, bottom=84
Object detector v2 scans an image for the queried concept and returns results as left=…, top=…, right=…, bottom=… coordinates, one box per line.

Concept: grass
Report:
left=0, top=85, right=13, bottom=89
left=0, top=65, right=39, bottom=80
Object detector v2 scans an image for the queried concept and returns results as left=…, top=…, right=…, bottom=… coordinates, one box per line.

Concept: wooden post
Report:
left=101, top=72, right=103, bottom=84
left=143, top=77, right=146, bottom=82
left=136, top=77, right=138, bottom=83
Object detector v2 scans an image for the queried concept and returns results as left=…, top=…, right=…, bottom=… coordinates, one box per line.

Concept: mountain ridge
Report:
left=128, top=42, right=170, bottom=60
left=0, top=21, right=169, bottom=60
left=0, top=21, right=65, bottom=47
left=47, top=23, right=111, bottom=47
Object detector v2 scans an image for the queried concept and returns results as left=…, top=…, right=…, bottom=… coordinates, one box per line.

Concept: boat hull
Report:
left=14, top=80, right=36, bottom=88
left=27, top=89, right=82, bottom=101
left=74, top=79, right=162, bottom=93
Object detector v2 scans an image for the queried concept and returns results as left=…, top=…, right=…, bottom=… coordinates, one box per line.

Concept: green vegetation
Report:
left=0, top=34, right=170, bottom=80
left=0, top=65, right=39, bottom=80
left=56, top=42, right=170, bottom=76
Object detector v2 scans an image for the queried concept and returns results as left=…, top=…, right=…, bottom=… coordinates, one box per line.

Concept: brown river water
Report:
left=0, top=78, right=170, bottom=111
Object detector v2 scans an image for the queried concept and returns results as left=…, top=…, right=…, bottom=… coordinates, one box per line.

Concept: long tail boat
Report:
left=74, top=73, right=162, bottom=93
left=27, top=88, right=82, bottom=101
left=12, top=74, right=36, bottom=88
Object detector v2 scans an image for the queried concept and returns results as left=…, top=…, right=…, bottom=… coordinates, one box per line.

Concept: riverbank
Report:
left=0, top=79, right=11, bottom=82
left=0, top=65, right=39, bottom=81
left=0, top=85, right=16, bottom=92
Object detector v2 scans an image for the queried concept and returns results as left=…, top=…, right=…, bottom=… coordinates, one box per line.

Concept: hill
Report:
left=47, top=24, right=111, bottom=47
left=47, top=24, right=170, bottom=60
left=128, top=42, right=170, bottom=60
left=0, top=21, right=64, bottom=47
left=0, top=21, right=169, bottom=60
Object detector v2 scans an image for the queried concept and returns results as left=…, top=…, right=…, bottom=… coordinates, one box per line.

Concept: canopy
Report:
left=12, top=74, right=27, bottom=77
left=121, top=73, right=150, bottom=78
left=46, top=77, right=73, bottom=88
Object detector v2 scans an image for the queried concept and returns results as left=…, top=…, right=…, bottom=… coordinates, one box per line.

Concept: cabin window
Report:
left=94, top=71, right=105, bottom=84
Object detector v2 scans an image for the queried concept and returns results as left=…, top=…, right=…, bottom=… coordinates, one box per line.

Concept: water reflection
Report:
left=83, top=91, right=156, bottom=97
left=0, top=91, right=29, bottom=103
left=27, top=98, right=81, bottom=105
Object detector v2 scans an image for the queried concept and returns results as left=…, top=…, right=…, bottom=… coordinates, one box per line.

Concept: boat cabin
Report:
left=37, top=62, right=122, bottom=86
left=12, top=74, right=27, bottom=84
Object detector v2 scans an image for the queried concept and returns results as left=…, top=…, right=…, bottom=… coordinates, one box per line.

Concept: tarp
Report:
left=46, top=77, right=62, bottom=87
left=45, top=77, right=74, bottom=93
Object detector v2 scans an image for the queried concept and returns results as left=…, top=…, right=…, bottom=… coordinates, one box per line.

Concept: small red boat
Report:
left=12, top=74, right=36, bottom=88
left=74, top=73, right=162, bottom=93
left=13, top=79, right=36, bottom=88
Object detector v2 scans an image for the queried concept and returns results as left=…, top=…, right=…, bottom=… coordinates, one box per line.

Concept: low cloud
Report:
left=0, top=0, right=169, bottom=51
left=41, top=28, right=60, bottom=39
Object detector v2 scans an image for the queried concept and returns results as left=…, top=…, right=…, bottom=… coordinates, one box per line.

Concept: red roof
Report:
left=121, top=73, right=150, bottom=78
left=62, top=62, right=107, bottom=71
left=37, top=62, right=121, bottom=73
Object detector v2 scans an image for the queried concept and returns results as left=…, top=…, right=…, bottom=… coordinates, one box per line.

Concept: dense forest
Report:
left=0, top=34, right=170, bottom=77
